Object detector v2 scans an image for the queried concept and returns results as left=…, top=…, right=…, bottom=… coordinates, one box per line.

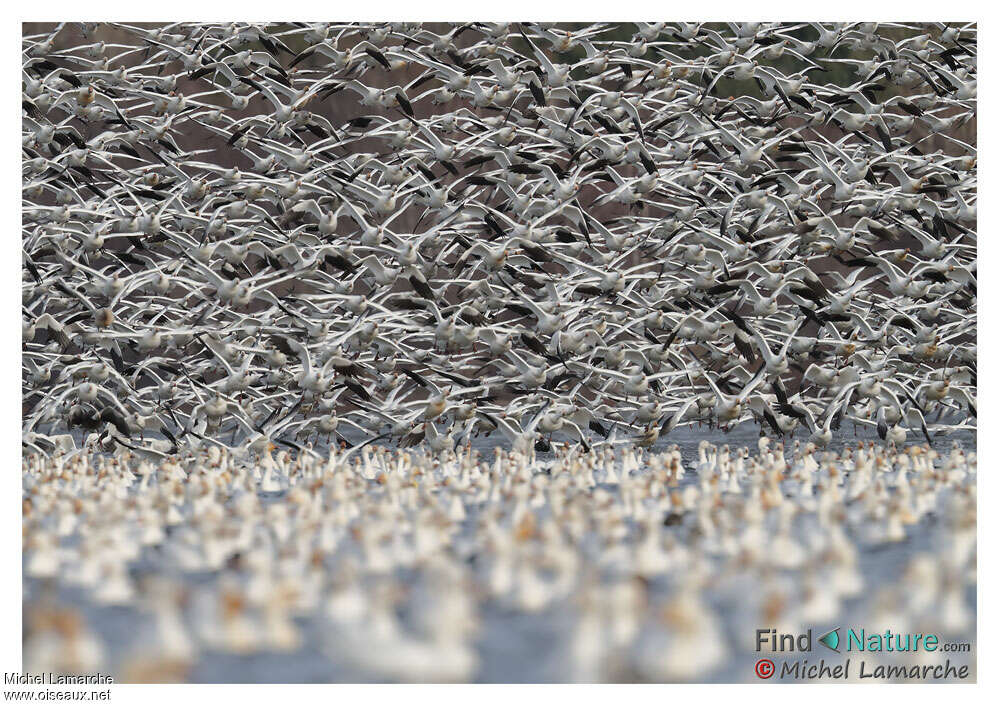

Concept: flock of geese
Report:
left=23, top=440, right=976, bottom=681
left=22, top=21, right=976, bottom=458
left=21, top=21, right=978, bottom=684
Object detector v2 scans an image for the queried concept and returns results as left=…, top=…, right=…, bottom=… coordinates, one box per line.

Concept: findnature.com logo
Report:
left=754, top=628, right=973, bottom=681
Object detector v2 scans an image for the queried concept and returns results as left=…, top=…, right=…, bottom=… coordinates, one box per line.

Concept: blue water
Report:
left=23, top=427, right=976, bottom=683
